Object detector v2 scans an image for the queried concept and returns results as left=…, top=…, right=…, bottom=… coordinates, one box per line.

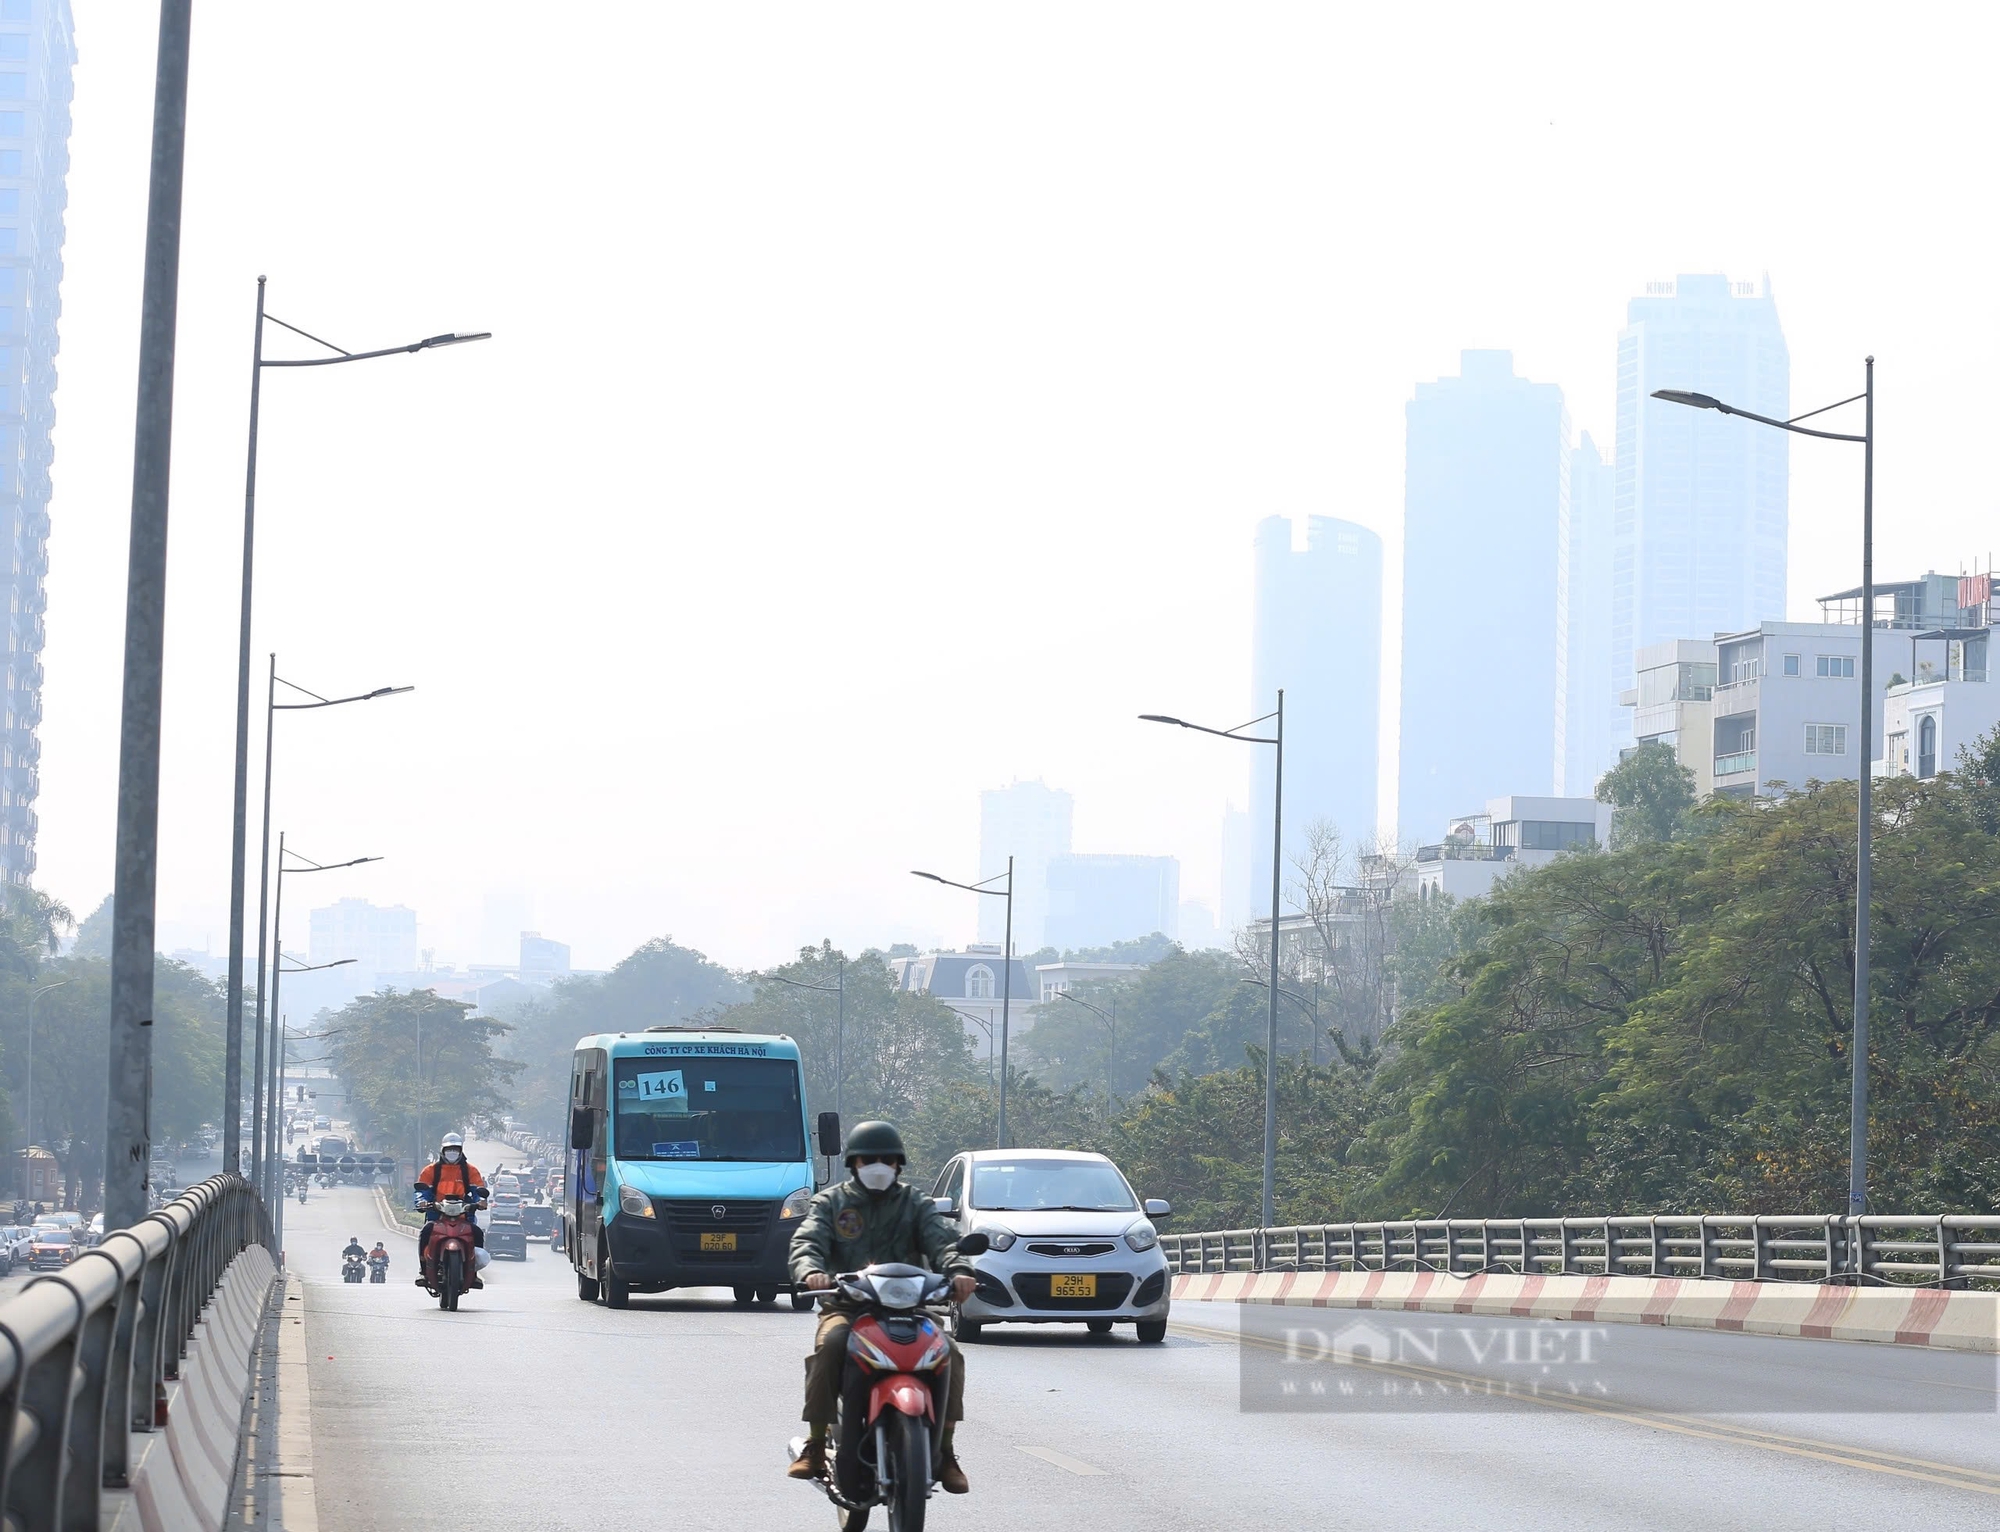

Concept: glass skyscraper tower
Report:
left=0, top=0, right=70, bottom=887
left=1611, top=275, right=1788, bottom=754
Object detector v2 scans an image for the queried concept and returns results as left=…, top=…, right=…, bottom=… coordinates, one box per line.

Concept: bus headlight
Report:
left=780, top=1187, right=812, bottom=1220
left=618, top=1184, right=655, bottom=1219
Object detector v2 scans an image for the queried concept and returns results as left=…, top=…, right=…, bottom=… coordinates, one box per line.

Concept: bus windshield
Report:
left=611, top=1056, right=805, bottom=1163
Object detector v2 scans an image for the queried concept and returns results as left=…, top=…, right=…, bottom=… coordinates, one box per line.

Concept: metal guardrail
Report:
left=1161, top=1215, right=2000, bottom=1289
left=0, top=1173, right=267, bottom=1530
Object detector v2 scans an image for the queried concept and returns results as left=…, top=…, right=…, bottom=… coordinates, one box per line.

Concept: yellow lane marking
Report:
left=1171, top=1320, right=2000, bottom=1499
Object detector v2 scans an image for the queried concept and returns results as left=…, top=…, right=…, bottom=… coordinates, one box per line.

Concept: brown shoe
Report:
left=787, top=1440, right=826, bottom=1481
left=938, top=1452, right=969, bottom=1494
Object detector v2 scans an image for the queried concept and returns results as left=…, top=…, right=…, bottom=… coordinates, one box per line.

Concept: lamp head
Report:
left=1652, top=389, right=1726, bottom=411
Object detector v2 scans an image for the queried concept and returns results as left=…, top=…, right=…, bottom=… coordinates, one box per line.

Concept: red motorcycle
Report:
left=790, top=1232, right=988, bottom=1532
left=422, top=1195, right=480, bottom=1311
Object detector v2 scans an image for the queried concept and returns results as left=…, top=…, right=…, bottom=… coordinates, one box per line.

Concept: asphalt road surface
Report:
left=287, top=1144, right=2000, bottom=1531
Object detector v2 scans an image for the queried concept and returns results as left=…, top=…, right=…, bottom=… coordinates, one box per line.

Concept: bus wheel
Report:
left=577, top=1271, right=599, bottom=1302
left=755, top=1285, right=778, bottom=1305
left=600, top=1241, right=630, bottom=1309
left=791, top=1288, right=815, bottom=1312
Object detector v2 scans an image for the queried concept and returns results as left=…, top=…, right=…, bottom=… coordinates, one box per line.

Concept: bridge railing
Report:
left=1159, top=1214, right=2000, bottom=1288
left=0, top=1173, right=268, bottom=1530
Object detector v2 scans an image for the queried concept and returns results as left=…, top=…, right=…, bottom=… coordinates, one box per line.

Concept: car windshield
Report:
left=971, top=1159, right=1137, bottom=1212
left=611, top=1056, right=805, bottom=1163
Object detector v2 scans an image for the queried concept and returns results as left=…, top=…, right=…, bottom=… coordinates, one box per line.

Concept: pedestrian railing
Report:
left=0, top=1173, right=268, bottom=1530
left=1160, top=1214, right=2000, bottom=1288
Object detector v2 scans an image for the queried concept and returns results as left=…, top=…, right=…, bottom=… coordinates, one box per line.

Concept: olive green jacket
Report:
left=788, top=1176, right=968, bottom=1286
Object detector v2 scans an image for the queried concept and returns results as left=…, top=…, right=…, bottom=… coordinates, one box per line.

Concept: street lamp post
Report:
left=761, top=951, right=848, bottom=1125
left=913, top=860, right=1014, bottom=1147
left=246, top=664, right=411, bottom=1192
left=262, top=839, right=379, bottom=1215
left=1143, top=695, right=1285, bottom=1228
left=222, top=281, right=485, bottom=1175
left=1653, top=370, right=1874, bottom=1232
left=1055, top=990, right=1118, bottom=1113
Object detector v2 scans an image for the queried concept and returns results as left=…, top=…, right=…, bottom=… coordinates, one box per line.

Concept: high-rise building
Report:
left=1251, top=515, right=1382, bottom=898
left=1612, top=275, right=1789, bottom=753
left=1557, top=433, right=1616, bottom=794
left=0, top=1, right=73, bottom=887
left=1398, top=350, right=1569, bottom=841
left=977, top=779, right=1072, bottom=952
left=308, top=898, right=419, bottom=991
left=1043, top=853, right=1180, bottom=951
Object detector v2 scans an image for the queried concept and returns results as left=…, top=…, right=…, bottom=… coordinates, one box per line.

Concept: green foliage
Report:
left=324, top=989, right=522, bottom=1165
left=497, top=937, right=744, bottom=1131
left=1019, top=948, right=1255, bottom=1091
left=1595, top=742, right=1697, bottom=848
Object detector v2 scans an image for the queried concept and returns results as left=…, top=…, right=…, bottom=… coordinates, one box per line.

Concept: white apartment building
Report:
left=1877, top=619, right=1998, bottom=779
left=1411, top=795, right=1612, bottom=900
left=1626, top=640, right=1719, bottom=798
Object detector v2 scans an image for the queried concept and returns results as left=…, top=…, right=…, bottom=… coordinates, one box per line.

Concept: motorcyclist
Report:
left=341, top=1235, right=367, bottom=1266
left=368, top=1240, right=390, bottom=1269
left=786, top=1121, right=975, bottom=1494
left=414, top=1132, right=488, bottom=1288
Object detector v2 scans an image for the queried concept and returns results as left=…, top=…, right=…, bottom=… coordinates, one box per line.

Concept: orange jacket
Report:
left=416, top=1158, right=487, bottom=1202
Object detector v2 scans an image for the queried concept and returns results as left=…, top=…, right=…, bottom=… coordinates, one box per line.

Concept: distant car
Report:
left=0, top=1226, right=33, bottom=1270
left=487, top=1216, right=529, bottom=1261
left=314, top=1116, right=330, bottom=1130
left=519, top=1204, right=555, bottom=1241
left=29, top=1226, right=77, bottom=1271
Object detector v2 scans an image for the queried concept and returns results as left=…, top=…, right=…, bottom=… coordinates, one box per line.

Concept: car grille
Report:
left=1025, top=1242, right=1117, bottom=1259
left=1011, top=1272, right=1135, bottom=1311
left=656, top=1198, right=776, bottom=1267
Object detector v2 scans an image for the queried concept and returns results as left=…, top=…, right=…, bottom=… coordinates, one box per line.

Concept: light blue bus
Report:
left=564, top=1027, right=831, bottom=1309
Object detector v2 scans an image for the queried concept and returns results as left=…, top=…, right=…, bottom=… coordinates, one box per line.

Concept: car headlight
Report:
left=983, top=1225, right=1017, bottom=1251
left=780, top=1187, right=812, bottom=1220
left=1125, top=1222, right=1158, bottom=1252
left=617, top=1184, right=655, bottom=1218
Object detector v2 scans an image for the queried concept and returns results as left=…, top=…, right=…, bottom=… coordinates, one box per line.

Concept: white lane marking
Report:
left=1016, top=1444, right=1105, bottom=1476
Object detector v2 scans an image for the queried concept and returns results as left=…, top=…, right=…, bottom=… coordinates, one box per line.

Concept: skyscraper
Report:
left=1612, top=275, right=1788, bottom=752
left=1398, top=350, right=1569, bottom=841
left=977, top=779, right=1072, bottom=952
left=1557, top=433, right=1615, bottom=794
left=0, top=1, right=72, bottom=887
left=1250, top=515, right=1382, bottom=898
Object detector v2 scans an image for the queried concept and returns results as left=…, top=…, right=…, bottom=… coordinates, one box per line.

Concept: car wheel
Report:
left=755, top=1285, right=778, bottom=1305
left=1086, top=1318, right=1113, bottom=1335
left=1136, top=1319, right=1167, bottom=1344
left=790, top=1289, right=815, bottom=1312
left=956, top=1319, right=983, bottom=1342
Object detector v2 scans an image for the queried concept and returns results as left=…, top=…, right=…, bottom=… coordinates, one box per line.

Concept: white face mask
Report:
left=855, top=1162, right=898, bottom=1192
left=443, top=1150, right=462, bottom=1164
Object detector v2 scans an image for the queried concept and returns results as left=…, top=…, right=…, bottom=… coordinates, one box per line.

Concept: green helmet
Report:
left=841, top=1120, right=907, bottom=1164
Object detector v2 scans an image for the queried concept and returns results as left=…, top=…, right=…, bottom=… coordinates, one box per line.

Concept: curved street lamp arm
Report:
left=274, top=682, right=414, bottom=711
left=1139, top=712, right=1279, bottom=744
left=911, top=869, right=1009, bottom=897
left=261, top=332, right=493, bottom=369
left=1651, top=388, right=1863, bottom=443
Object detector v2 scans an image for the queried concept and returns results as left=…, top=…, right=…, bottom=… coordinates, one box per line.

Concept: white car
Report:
left=930, top=1149, right=1172, bottom=1343
left=0, top=1226, right=34, bottom=1270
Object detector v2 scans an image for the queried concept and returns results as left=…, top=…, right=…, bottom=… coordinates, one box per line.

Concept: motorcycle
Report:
left=369, top=1254, right=389, bottom=1284
left=297, top=1183, right=308, bottom=1205
left=421, top=1195, right=481, bottom=1312
left=788, top=1232, right=988, bottom=1532
left=341, top=1255, right=366, bottom=1283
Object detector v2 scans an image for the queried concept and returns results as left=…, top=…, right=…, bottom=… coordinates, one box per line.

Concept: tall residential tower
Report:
left=977, top=779, right=1072, bottom=952
left=1557, top=433, right=1615, bottom=794
left=1251, top=515, right=1382, bottom=896
left=1398, top=351, right=1568, bottom=840
left=1612, top=275, right=1789, bottom=753
left=0, top=0, right=72, bottom=886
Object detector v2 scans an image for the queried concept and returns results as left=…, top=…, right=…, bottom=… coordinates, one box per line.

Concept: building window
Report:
left=1804, top=723, right=1847, bottom=756
left=1816, top=655, right=1855, bottom=679
left=1918, top=715, right=1937, bottom=779
left=1783, top=654, right=1801, bottom=677
left=0, top=75, right=23, bottom=102
left=0, top=35, right=24, bottom=59
left=1513, top=819, right=1597, bottom=851
left=965, top=964, right=995, bottom=1000
left=0, top=112, right=21, bottom=138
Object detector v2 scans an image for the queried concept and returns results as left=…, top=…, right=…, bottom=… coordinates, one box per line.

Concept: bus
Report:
left=565, top=1026, right=829, bottom=1309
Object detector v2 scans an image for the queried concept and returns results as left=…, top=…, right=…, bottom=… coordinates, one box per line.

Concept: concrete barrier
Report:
left=1172, top=1267, right=2000, bottom=1353
left=121, top=1243, right=280, bottom=1532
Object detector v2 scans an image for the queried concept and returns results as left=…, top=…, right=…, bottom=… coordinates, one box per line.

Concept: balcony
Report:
left=1715, top=750, right=1758, bottom=778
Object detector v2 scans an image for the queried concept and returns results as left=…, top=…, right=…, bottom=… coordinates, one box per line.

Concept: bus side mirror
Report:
left=569, top=1107, right=593, bottom=1151
left=816, top=1112, right=842, bottom=1159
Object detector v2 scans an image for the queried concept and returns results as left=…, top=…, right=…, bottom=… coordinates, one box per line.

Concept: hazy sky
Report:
left=38, top=3, right=2000, bottom=972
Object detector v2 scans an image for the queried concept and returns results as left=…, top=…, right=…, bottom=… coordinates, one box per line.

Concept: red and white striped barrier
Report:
left=1172, top=1268, right=1998, bottom=1353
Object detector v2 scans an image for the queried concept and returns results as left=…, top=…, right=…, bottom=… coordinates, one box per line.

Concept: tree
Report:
left=325, top=990, right=521, bottom=1166
left=1595, top=742, right=1697, bottom=848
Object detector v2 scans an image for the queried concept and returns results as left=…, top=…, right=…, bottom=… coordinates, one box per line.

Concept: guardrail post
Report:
left=4, top=1282, right=83, bottom=1531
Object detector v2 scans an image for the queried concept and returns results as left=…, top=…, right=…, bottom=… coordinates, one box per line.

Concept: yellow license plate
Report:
left=1051, top=1273, right=1096, bottom=1298
left=700, top=1232, right=737, bottom=1252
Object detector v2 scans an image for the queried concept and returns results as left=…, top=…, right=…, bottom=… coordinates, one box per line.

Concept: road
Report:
left=284, top=1142, right=2000, bottom=1531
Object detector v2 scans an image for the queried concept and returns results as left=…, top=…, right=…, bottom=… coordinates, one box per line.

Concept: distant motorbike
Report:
left=789, top=1232, right=988, bottom=1532
left=341, top=1256, right=366, bottom=1283
left=421, top=1196, right=480, bottom=1312
left=296, top=1182, right=308, bottom=1205
left=368, top=1253, right=389, bottom=1284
